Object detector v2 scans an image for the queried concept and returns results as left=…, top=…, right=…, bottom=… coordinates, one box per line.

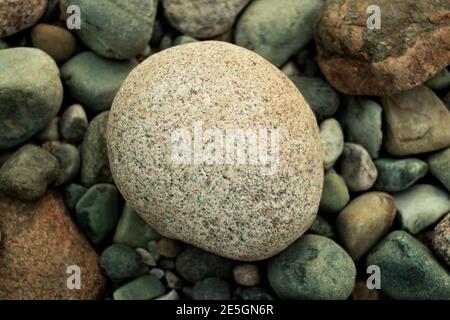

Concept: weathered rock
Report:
left=61, top=52, right=138, bottom=113
left=0, top=191, right=106, bottom=299
left=382, top=85, right=450, bottom=156
left=336, top=192, right=396, bottom=261
left=315, top=0, right=450, bottom=96
left=0, top=145, right=59, bottom=201
left=60, top=0, right=157, bottom=60
left=107, top=41, right=323, bottom=261
left=340, top=98, right=382, bottom=159
left=163, top=0, right=250, bottom=39
left=233, top=264, right=260, bottom=287
left=0, top=48, right=63, bottom=149
left=59, top=104, right=88, bottom=143
left=340, top=143, right=377, bottom=192
left=432, top=213, right=450, bottom=266
left=80, top=112, right=112, bottom=187
left=366, top=231, right=450, bottom=299
left=428, top=147, right=450, bottom=192
left=31, top=23, right=77, bottom=63
left=236, top=0, right=325, bottom=67
left=100, top=244, right=144, bottom=282
left=393, top=184, right=450, bottom=234
left=268, top=234, right=356, bottom=300
left=0, top=0, right=47, bottom=38
left=319, top=118, right=344, bottom=169
left=374, top=158, right=428, bottom=193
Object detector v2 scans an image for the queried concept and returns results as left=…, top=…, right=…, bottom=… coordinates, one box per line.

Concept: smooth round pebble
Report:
left=59, top=104, right=88, bottom=143
left=267, top=234, right=356, bottom=300
left=0, top=0, right=47, bottom=37
left=63, top=183, right=87, bottom=210
left=319, top=118, right=344, bottom=169
left=0, top=48, right=63, bottom=149
left=340, top=143, right=378, bottom=192
left=107, top=41, right=323, bottom=261
left=374, top=158, right=428, bottom=192
left=31, top=23, right=77, bottom=63
left=100, top=244, right=144, bottom=282
left=113, top=275, right=165, bottom=300
left=157, top=238, right=181, bottom=258
left=42, top=141, right=80, bottom=186
left=428, top=147, right=450, bottom=192
left=233, top=264, right=261, bottom=287
left=319, top=170, right=350, bottom=214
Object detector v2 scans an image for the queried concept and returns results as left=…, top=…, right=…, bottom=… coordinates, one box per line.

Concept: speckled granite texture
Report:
left=107, top=41, right=323, bottom=261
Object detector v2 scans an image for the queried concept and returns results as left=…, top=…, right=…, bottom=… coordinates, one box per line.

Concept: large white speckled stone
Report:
left=107, top=41, right=323, bottom=261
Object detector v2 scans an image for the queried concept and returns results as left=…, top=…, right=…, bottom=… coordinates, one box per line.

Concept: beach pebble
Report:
left=340, top=143, right=378, bottom=192
left=42, top=141, right=80, bottom=186
left=107, top=41, right=323, bottom=261
left=59, top=104, right=88, bottom=143
left=393, top=184, right=450, bottom=234
left=290, top=76, right=340, bottom=121
left=193, top=277, right=231, bottom=300
left=374, top=158, right=428, bottom=192
left=382, top=85, right=450, bottom=156
left=320, top=118, right=344, bottom=169
left=163, top=0, right=249, bottom=39
left=366, top=231, right=450, bottom=299
left=113, top=275, right=165, bottom=300
left=340, top=98, right=382, bottom=159
left=157, top=238, right=181, bottom=258
left=0, top=191, right=106, bottom=299
left=267, top=234, right=356, bottom=300
left=61, top=52, right=138, bottom=113
left=315, top=0, right=450, bottom=95
left=75, top=183, right=120, bottom=245
left=235, top=0, right=325, bottom=67
left=0, top=0, right=47, bottom=38
left=428, top=147, right=450, bottom=192
left=336, top=192, right=396, bottom=261
left=60, top=0, right=157, bottom=60
left=0, top=48, right=63, bottom=149
left=136, top=248, right=157, bottom=267
left=233, top=264, right=261, bottom=287
left=63, top=183, right=87, bottom=210
left=80, top=112, right=112, bottom=187
left=175, top=246, right=233, bottom=283
left=432, top=213, right=450, bottom=266
left=100, top=244, right=144, bottom=282
left=113, top=202, right=161, bottom=248
left=31, top=23, right=77, bottom=63
left=0, top=144, right=59, bottom=201
left=165, top=270, right=183, bottom=289
left=155, top=289, right=179, bottom=300
left=319, top=170, right=350, bottom=214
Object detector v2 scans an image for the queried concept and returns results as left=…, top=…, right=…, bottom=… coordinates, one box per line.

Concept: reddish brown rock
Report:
left=0, top=0, right=48, bottom=38
left=0, top=191, right=106, bottom=300
left=315, top=0, right=450, bottom=96
left=432, top=213, right=450, bottom=266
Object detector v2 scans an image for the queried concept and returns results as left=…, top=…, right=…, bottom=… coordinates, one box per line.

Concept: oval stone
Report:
left=107, top=41, right=323, bottom=261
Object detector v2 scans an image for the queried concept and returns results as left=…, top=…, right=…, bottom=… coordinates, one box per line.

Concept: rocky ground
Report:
left=0, top=0, right=449, bottom=300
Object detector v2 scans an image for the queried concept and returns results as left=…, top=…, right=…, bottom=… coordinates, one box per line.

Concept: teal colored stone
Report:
left=366, top=231, right=450, bottom=299
left=428, top=147, right=450, bottom=192
left=290, top=76, right=340, bottom=121
left=0, top=144, right=59, bottom=201
left=63, top=183, right=87, bottom=210
left=60, top=0, right=157, bottom=60
left=268, top=234, right=356, bottom=300
left=42, top=141, right=80, bottom=186
left=100, top=244, right=143, bottom=282
left=340, top=98, right=383, bottom=159
left=113, top=202, right=162, bottom=248
left=175, top=246, right=233, bottom=283
left=75, top=183, right=120, bottom=245
left=235, top=0, right=325, bottom=67
left=193, top=277, right=231, bottom=300
left=113, top=275, right=165, bottom=300
left=80, top=112, right=112, bottom=187
left=319, top=170, right=350, bottom=214
left=173, top=35, right=198, bottom=46
left=0, top=48, right=63, bottom=149
left=61, top=52, right=138, bottom=113
left=374, top=158, right=428, bottom=192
